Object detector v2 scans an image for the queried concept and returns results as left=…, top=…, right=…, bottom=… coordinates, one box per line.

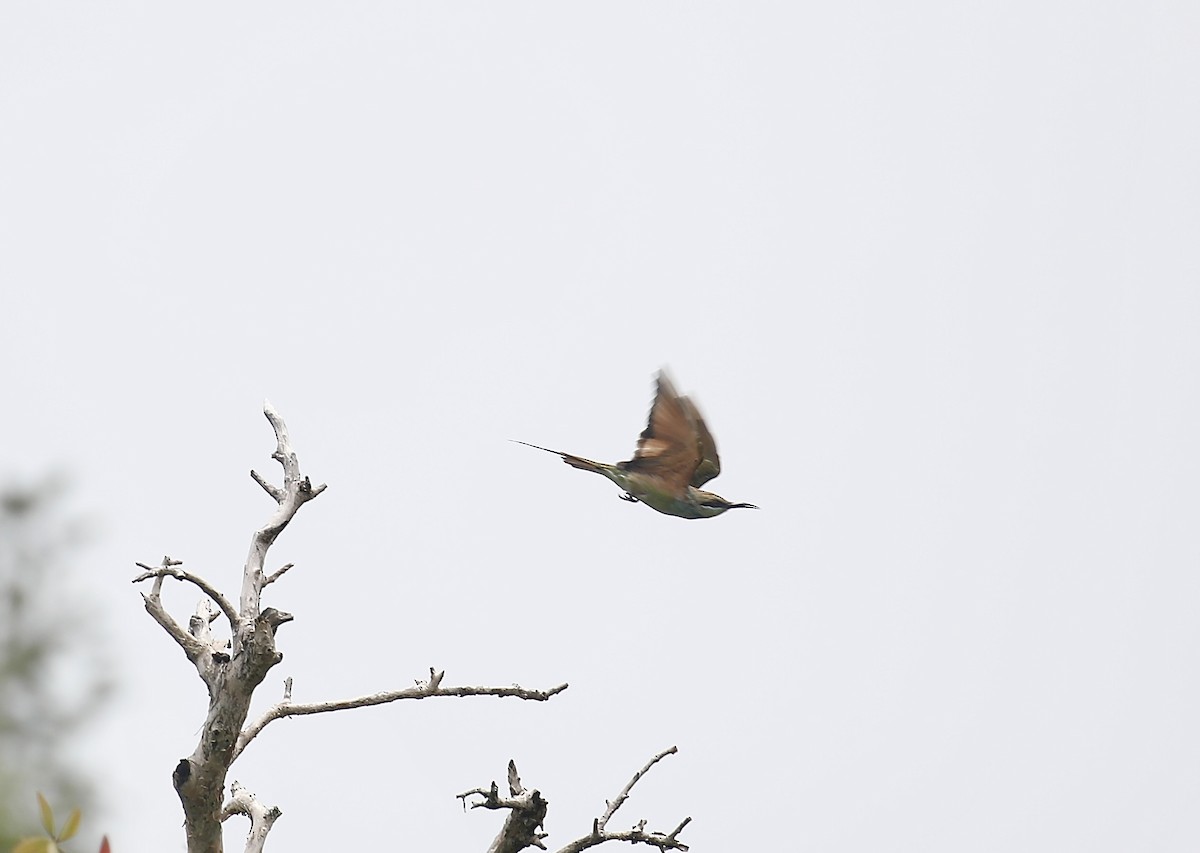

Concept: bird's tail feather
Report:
left=511, top=440, right=608, bottom=474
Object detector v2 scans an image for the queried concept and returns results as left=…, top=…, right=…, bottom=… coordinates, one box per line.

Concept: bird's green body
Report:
left=585, top=464, right=746, bottom=519
left=516, top=371, right=757, bottom=520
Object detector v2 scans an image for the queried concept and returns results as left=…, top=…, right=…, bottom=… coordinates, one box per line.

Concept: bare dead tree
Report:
left=459, top=746, right=691, bottom=853
left=133, top=403, right=568, bottom=853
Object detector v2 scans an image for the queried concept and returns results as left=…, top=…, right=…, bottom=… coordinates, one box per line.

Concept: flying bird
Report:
left=516, top=371, right=757, bottom=519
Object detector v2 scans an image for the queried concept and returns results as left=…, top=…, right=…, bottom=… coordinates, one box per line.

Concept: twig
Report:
left=666, top=818, right=692, bottom=842
left=458, top=780, right=519, bottom=811
left=133, top=559, right=240, bottom=627
left=250, top=470, right=283, bottom=502
left=189, top=599, right=216, bottom=641
left=262, top=563, right=293, bottom=588
left=597, top=746, right=677, bottom=831
left=232, top=669, right=568, bottom=762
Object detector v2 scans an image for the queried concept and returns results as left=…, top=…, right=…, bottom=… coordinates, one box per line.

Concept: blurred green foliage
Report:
left=0, top=476, right=114, bottom=851
left=10, top=793, right=110, bottom=853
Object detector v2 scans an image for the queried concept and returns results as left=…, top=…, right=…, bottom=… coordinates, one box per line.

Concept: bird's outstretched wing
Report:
left=681, top=396, right=721, bottom=486
left=618, top=371, right=709, bottom=492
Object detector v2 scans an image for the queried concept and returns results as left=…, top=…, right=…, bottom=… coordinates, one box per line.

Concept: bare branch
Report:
left=426, top=666, right=445, bottom=691
left=135, top=561, right=211, bottom=674
left=463, top=751, right=688, bottom=853
left=249, top=469, right=283, bottom=502
left=189, top=599, right=216, bottom=641
left=459, top=766, right=550, bottom=853
left=509, top=759, right=526, bottom=796
left=232, top=671, right=568, bottom=762
left=133, top=559, right=240, bottom=627
left=458, top=780, right=519, bottom=811
left=142, top=591, right=207, bottom=661
left=560, top=825, right=690, bottom=853
left=597, top=746, right=677, bottom=831
left=221, top=780, right=282, bottom=853
left=666, top=818, right=691, bottom=842
left=239, top=401, right=326, bottom=627
left=262, top=562, right=293, bottom=588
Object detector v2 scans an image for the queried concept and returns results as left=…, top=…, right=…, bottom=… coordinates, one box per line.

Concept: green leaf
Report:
left=14, top=838, right=52, bottom=853
left=59, top=808, right=82, bottom=841
left=36, top=792, right=55, bottom=837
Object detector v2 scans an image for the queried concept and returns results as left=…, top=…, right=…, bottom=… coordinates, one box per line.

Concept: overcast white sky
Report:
left=3, top=3, right=1199, bottom=851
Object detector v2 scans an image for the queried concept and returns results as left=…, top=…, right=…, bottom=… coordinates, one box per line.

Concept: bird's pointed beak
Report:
left=729, top=502, right=758, bottom=510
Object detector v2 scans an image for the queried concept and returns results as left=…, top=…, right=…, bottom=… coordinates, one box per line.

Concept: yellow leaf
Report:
left=13, top=837, right=52, bottom=853
left=59, top=808, right=82, bottom=842
left=36, top=792, right=55, bottom=837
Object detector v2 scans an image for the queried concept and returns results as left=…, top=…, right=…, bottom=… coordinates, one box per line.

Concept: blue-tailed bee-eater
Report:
left=516, top=371, right=757, bottom=519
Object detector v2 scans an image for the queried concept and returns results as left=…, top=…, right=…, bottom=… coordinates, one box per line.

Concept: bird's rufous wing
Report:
left=618, top=372, right=704, bottom=493
left=681, top=396, right=721, bottom=486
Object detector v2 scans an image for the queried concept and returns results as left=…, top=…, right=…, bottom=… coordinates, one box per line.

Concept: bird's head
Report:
left=693, top=489, right=759, bottom=517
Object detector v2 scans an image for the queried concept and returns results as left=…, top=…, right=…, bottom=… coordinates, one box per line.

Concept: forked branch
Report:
left=240, top=400, right=326, bottom=626
left=458, top=760, right=550, bottom=853
left=596, top=746, right=678, bottom=833
left=134, top=558, right=212, bottom=677
left=134, top=558, right=240, bottom=627
left=462, top=749, right=689, bottom=853
left=221, top=781, right=281, bottom=853
left=134, top=403, right=570, bottom=853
